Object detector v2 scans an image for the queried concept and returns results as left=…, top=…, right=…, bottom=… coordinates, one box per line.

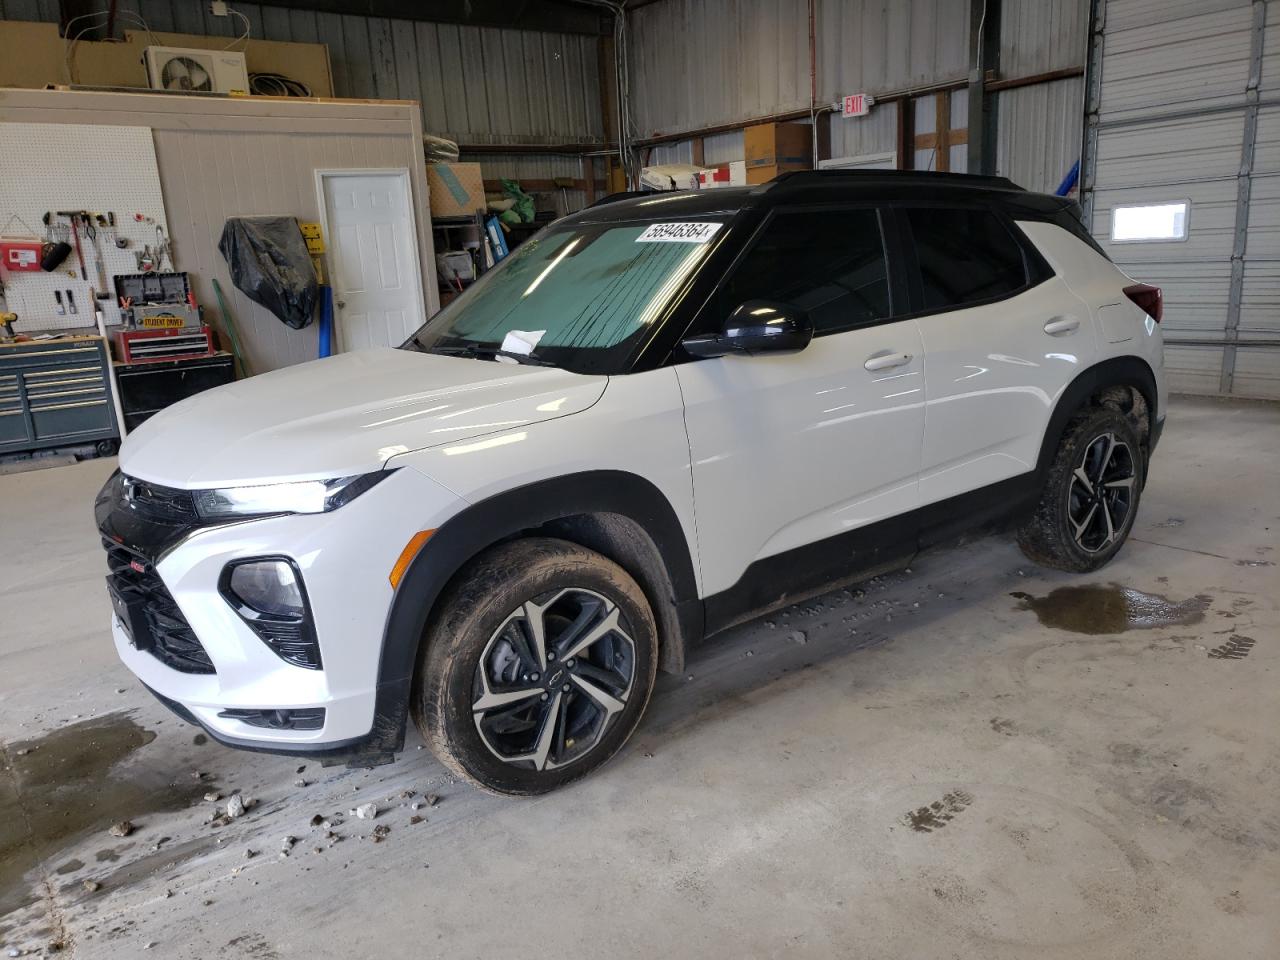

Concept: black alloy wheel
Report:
left=415, top=538, right=657, bottom=795
left=472, top=587, right=638, bottom=771
left=1066, top=431, right=1137, bottom=554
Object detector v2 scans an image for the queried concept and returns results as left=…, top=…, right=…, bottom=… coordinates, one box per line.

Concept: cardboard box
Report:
left=744, top=121, right=813, bottom=184
left=426, top=162, right=486, bottom=219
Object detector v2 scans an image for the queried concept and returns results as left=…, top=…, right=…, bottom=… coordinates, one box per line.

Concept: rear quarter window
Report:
left=906, top=208, right=1029, bottom=312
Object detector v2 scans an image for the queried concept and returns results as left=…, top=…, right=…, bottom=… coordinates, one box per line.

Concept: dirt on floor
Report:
left=0, top=395, right=1277, bottom=959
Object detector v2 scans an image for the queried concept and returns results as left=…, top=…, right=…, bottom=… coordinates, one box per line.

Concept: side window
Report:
left=718, top=208, right=893, bottom=335
left=906, top=208, right=1028, bottom=312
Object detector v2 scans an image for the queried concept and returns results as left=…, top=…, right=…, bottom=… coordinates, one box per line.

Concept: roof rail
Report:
left=770, top=169, right=1024, bottom=192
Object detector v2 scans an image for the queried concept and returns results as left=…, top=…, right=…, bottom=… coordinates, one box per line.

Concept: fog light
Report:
left=220, top=558, right=321, bottom=669
left=227, top=560, right=305, bottom=618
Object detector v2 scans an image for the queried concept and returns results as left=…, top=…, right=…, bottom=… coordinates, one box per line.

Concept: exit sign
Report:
left=842, top=93, right=874, bottom=118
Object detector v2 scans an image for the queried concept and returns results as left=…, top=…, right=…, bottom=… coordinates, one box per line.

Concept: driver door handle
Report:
left=1043, top=315, right=1080, bottom=335
left=864, top=351, right=913, bottom=372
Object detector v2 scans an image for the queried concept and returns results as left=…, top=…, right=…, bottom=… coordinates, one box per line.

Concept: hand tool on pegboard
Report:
left=56, top=210, right=89, bottom=280
left=109, top=212, right=128, bottom=249
left=86, top=215, right=109, bottom=295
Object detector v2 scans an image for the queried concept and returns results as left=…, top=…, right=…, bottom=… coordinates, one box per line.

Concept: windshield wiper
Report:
left=426, top=343, right=555, bottom=367
left=493, top=349, right=556, bottom=367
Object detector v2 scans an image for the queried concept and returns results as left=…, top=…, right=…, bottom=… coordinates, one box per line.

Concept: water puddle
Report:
left=1010, top=584, right=1211, bottom=635
left=1, top=712, right=207, bottom=917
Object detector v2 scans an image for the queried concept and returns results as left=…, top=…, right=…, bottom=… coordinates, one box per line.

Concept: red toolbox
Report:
left=114, top=326, right=216, bottom=364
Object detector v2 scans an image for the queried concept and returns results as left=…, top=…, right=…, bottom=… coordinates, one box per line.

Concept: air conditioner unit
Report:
left=143, top=47, right=249, bottom=95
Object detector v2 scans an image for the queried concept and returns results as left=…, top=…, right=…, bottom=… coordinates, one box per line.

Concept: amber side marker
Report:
left=390, top=529, right=435, bottom=589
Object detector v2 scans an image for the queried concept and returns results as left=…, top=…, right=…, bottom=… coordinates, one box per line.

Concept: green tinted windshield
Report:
left=404, top=217, right=728, bottom=374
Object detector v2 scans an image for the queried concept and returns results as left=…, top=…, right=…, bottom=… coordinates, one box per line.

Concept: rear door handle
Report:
left=1043, top=315, right=1080, bottom=335
left=864, top=351, right=913, bottom=372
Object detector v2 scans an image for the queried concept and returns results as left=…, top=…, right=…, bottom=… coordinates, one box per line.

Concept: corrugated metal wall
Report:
left=628, top=0, right=811, bottom=138
left=997, top=77, right=1084, bottom=192
left=628, top=0, right=968, bottom=139
left=0, top=0, right=604, bottom=147
left=1001, top=0, right=1088, bottom=74
left=1086, top=0, right=1277, bottom=399
left=628, top=0, right=1082, bottom=192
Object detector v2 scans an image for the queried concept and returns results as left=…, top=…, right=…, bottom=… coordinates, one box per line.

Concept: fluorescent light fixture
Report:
left=1110, top=201, right=1189, bottom=243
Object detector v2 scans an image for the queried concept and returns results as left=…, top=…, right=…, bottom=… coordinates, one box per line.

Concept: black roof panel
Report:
left=567, top=169, right=1033, bottom=224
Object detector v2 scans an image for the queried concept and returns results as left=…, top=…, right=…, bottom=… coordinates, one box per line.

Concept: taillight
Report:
left=1124, top=283, right=1162, bottom=323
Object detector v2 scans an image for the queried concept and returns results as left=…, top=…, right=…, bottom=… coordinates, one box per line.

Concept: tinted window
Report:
left=718, top=209, right=892, bottom=335
left=907, top=208, right=1027, bottom=311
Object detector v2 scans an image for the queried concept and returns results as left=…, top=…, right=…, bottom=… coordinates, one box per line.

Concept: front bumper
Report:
left=99, top=466, right=464, bottom=758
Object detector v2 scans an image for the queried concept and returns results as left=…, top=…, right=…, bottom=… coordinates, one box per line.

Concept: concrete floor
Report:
left=0, top=395, right=1276, bottom=959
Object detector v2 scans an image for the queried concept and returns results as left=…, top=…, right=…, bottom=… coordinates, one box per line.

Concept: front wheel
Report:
left=413, top=538, right=658, bottom=795
left=1017, top=406, right=1145, bottom=572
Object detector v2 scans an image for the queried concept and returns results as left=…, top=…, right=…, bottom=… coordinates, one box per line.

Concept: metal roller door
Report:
left=1082, top=0, right=1278, bottom=399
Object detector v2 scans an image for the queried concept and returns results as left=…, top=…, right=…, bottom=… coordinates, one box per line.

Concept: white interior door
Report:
left=319, top=170, right=425, bottom=352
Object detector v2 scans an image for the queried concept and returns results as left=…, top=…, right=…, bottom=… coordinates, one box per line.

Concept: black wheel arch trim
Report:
left=1035, top=355, right=1160, bottom=481
left=369, top=470, right=702, bottom=760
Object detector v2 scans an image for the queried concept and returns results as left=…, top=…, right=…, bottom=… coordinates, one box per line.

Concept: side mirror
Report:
left=682, top=300, right=814, bottom=359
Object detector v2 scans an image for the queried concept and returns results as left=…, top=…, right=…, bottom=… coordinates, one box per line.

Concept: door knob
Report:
left=864, top=351, right=913, bottom=372
left=1043, top=315, right=1080, bottom=335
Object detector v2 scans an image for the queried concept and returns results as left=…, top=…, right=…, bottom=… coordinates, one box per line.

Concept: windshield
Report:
left=403, top=217, right=730, bottom=374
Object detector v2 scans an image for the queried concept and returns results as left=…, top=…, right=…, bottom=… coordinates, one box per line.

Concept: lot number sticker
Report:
left=636, top=222, right=723, bottom=243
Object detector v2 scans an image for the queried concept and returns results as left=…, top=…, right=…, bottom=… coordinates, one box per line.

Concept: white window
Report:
left=1110, top=201, right=1190, bottom=243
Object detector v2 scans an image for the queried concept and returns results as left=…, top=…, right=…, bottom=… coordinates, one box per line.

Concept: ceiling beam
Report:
left=247, top=0, right=613, bottom=35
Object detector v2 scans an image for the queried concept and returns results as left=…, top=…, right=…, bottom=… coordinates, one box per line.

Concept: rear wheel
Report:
left=1017, top=406, right=1144, bottom=572
left=413, top=538, right=657, bottom=795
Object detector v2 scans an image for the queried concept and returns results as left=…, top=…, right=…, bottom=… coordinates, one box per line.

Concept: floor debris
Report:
left=108, top=820, right=134, bottom=838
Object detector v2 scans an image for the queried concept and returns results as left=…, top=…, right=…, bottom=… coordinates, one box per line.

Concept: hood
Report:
left=119, top=348, right=607, bottom=488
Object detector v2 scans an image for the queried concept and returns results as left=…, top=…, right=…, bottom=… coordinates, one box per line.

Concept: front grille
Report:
left=104, top=539, right=215, bottom=674
left=122, top=475, right=198, bottom=524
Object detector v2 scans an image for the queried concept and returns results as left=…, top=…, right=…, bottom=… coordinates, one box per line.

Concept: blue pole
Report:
left=318, top=284, right=333, bottom=358
left=1055, top=160, right=1080, bottom=197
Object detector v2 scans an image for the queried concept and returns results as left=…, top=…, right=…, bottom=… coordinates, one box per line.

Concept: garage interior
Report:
left=0, top=1, right=1277, bottom=957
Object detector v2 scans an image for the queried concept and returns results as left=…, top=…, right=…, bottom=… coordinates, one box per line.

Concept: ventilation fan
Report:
left=143, top=47, right=250, bottom=96
left=160, top=55, right=212, bottom=92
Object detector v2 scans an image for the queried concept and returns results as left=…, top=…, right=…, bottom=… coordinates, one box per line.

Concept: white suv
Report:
left=97, top=171, right=1166, bottom=794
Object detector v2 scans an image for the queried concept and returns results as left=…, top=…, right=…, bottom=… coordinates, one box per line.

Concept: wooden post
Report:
left=935, top=92, right=951, bottom=172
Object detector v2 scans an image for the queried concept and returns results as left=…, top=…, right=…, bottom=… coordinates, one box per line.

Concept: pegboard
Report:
left=0, top=122, right=171, bottom=333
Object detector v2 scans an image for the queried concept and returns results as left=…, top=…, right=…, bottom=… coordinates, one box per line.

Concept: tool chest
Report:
left=0, top=336, right=119, bottom=455
left=115, top=351, right=234, bottom=432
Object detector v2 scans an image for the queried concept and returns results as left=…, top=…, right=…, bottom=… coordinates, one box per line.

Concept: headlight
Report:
left=192, top=471, right=392, bottom=519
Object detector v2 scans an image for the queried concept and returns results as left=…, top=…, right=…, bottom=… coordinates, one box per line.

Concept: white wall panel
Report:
left=1001, top=0, right=1087, bottom=74
left=996, top=76, right=1084, bottom=193
left=829, top=102, right=899, bottom=164
left=627, top=0, right=969, bottom=138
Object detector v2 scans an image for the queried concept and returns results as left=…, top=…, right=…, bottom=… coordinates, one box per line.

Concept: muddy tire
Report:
left=413, top=538, right=657, bottom=796
left=1017, top=406, right=1145, bottom=573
